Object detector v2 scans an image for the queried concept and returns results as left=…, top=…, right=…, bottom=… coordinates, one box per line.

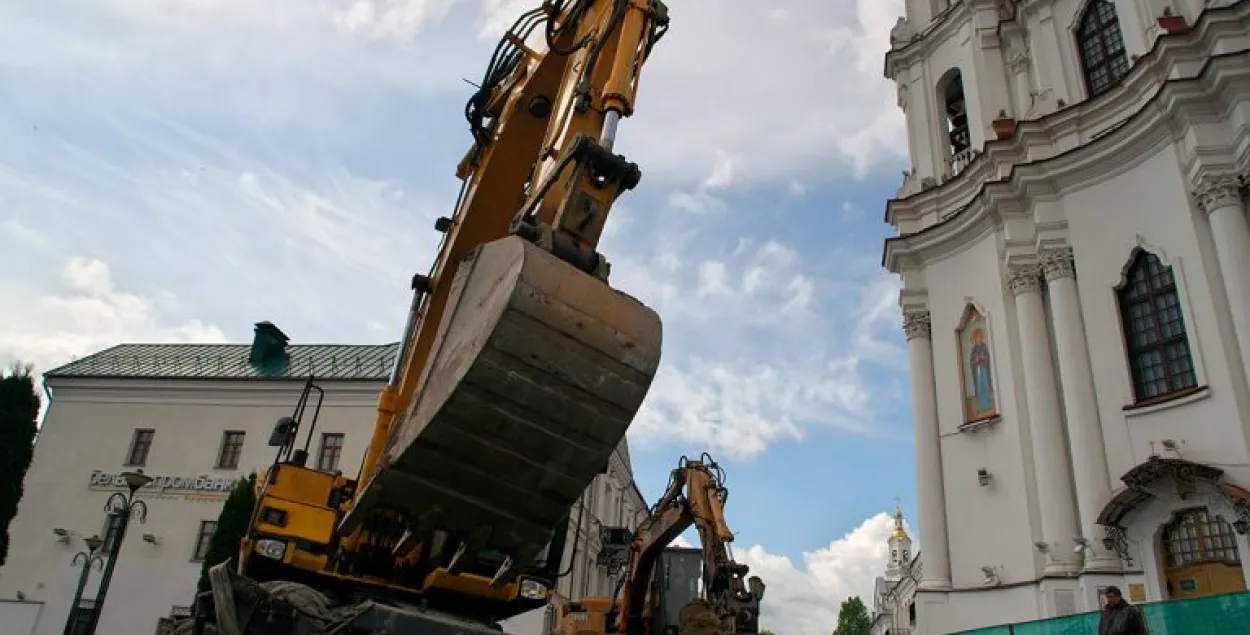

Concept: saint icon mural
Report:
left=958, top=305, right=997, bottom=421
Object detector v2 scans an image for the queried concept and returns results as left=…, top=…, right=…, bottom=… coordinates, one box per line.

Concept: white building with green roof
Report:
left=0, top=322, right=645, bottom=635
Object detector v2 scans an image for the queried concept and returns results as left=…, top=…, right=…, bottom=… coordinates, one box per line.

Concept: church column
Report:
left=1007, top=264, right=1081, bottom=574
left=1193, top=175, right=1250, bottom=384
left=903, top=308, right=952, bottom=589
left=1041, top=248, right=1119, bottom=571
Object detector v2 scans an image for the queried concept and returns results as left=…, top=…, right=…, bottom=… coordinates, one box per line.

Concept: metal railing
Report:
left=950, top=590, right=1250, bottom=635
left=946, top=147, right=978, bottom=180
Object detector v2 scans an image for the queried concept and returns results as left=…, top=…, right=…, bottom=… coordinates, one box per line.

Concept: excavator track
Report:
left=182, top=562, right=511, bottom=635
left=344, top=234, right=663, bottom=567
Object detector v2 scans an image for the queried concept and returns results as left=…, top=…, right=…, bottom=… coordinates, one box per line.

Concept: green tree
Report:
left=195, top=472, right=258, bottom=595
left=0, top=362, right=40, bottom=568
left=832, top=596, right=871, bottom=635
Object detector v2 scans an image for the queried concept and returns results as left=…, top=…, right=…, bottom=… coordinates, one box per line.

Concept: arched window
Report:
left=1116, top=250, right=1198, bottom=403
left=1163, top=508, right=1240, bottom=567
left=1077, top=1, right=1130, bottom=98
left=937, top=68, right=972, bottom=177
left=941, top=70, right=969, bottom=155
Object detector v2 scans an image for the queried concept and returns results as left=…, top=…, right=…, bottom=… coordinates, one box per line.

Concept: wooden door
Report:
left=1162, top=508, right=1246, bottom=599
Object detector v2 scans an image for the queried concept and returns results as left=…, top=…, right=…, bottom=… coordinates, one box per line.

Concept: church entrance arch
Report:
left=1160, top=507, right=1246, bottom=599
left=1095, top=456, right=1250, bottom=601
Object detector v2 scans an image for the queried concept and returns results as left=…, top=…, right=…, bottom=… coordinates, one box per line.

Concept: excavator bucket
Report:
left=344, top=234, right=663, bottom=566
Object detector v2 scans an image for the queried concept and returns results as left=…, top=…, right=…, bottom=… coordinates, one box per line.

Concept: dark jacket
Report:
left=1098, top=602, right=1148, bottom=635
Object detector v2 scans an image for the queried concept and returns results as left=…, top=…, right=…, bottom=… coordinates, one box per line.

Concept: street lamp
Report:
left=63, top=535, right=104, bottom=635
left=83, top=469, right=153, bottom=635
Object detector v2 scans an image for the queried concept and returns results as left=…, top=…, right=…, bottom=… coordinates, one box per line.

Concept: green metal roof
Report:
left=45, top=343, right=400, bottom=381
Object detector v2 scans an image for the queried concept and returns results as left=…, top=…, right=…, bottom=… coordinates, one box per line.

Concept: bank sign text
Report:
left=88, top=470, right=244, bottom=494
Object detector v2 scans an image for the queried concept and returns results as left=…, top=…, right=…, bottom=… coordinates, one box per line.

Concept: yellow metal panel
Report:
left=256, top=496, right=337, bottom=545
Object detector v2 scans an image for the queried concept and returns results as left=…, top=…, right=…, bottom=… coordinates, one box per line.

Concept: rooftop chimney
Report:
left=249, top=321, right=290, bottom=369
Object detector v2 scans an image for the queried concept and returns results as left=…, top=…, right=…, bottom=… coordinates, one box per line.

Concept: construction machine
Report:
left=182, top=0, right=762, bottom=634
left=554, top=456, right=765, bottom=635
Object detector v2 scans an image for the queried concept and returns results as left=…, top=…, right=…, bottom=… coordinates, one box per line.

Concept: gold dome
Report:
left=891, top=504, right=909, bottom=540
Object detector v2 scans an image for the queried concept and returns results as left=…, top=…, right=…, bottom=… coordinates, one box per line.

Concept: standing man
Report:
left=1099, top=586, right=1149, bottom=635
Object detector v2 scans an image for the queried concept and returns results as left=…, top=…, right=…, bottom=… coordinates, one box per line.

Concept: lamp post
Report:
left=62, top=534, right=104, bottom=635
left=83, top=469, right=153, bottom=635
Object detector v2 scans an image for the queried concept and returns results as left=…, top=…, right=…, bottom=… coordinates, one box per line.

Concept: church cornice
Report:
left=883, top=1, right=969, bottom=79
left=882, top=1, right=1250, bottom=237
left=882, top=47, right=1250, bottom=272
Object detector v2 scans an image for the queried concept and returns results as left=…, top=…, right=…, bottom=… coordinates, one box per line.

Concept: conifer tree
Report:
left=0, top=362, right=40, bottom=568
left=195, top=472, right=258, bottom=595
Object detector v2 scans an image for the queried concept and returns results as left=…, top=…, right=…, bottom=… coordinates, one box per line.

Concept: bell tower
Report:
left=886, top=503, right=912, bottom=581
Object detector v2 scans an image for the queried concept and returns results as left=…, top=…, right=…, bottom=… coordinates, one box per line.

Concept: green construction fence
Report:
left=949, top=590, right=1250, bottom=635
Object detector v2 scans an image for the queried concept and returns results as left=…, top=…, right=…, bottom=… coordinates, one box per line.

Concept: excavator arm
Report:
left=615, top=456, right=765, bottom=635
left=215, top=0, right=672, bottom=631
left=360, top=0, right=669, bottom=495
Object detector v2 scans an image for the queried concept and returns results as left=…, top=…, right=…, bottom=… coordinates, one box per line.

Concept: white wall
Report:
left=0, top=600, right=43, bottom=635
left=0, top=375, right=646, bottom=635
left=0, top=377, right=381, bottom=635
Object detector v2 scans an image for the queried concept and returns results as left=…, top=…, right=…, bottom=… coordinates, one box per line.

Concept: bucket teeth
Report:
left=345, top=235, right=662, bottom=567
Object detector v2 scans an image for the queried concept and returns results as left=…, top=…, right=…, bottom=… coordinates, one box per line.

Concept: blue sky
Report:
left=0, top=1, right=916, bottom=632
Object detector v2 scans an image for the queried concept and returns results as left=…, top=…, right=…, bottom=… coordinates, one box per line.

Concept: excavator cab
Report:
left=238, top=377, right=357, bottom=581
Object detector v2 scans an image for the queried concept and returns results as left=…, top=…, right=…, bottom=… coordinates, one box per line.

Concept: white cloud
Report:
left=670, top=512, right=906, bottom=635
left=1, top=0, right=913, bottom=461
left=740, top=512, right=901, bottom=635
left=624, top=0, right=908, bottom=187
left=605, top=224, right=906, bottom=460
left=0, top=257, right=227, bottom=375
left=0, top=0, right=908, bottom=186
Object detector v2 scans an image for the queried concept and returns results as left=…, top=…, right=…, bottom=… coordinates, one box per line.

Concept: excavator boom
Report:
left=189, top=1, right=672, bottom=634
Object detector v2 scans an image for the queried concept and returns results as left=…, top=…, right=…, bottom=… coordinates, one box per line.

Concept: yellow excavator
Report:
left=187, top=0, right=764, bottom=634
left=554, top=456, right=765, bottom=635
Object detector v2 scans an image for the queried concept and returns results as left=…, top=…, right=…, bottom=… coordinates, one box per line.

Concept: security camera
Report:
left=142, top=533, right=161, bottom=545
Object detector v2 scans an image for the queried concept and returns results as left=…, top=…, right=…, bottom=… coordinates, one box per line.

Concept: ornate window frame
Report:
left=1108, top=240, right=1210, bottom=415
left=1069, top=0, right=1134, bottom=101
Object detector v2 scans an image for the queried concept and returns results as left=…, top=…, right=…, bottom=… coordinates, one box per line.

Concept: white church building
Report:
left=871, top=506, right=920, bottom=635
left=880, top=1, right=1250, bottom=633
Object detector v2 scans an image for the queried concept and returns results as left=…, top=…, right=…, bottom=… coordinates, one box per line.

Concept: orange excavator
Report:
left=554, top=455, right=765, bottom=635
left=185, top=0, right=765, bottom=634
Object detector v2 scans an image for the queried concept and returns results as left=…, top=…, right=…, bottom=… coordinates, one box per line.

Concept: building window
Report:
left=316, top=433, right=345, bottom=472
left=942, top=70, right=969, bottom=155
left=1116, top=250, right=1198, bottom=403
left=125, top=428, right=155, bottom=466
left=1163, top=508, right=1240, bottom=566
left=192, top=520, right=218, bottom=562
left=216, top=430, right=246, bottom=469
left=1077, top=1, right=1130, bottom=98
left=936, top=68, right=972, bottom=178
